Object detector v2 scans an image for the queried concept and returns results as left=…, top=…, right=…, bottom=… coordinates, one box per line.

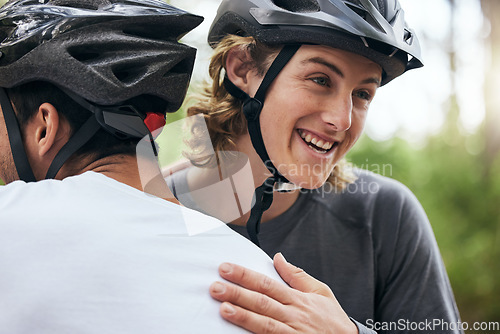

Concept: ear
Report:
left=225, top=47, right=260, bottom=97
left=33, top=103, right=70, bottom=157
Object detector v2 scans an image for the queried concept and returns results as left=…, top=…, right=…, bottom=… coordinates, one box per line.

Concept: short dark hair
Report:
left=6, top=81, right=139, bottom=162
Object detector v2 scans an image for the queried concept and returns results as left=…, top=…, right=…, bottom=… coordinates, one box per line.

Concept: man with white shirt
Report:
left=0, top=0, right=282, bottom=332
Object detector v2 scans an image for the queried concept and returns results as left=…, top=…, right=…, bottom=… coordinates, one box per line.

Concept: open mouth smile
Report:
left=298, top=129, right=338, bottom=154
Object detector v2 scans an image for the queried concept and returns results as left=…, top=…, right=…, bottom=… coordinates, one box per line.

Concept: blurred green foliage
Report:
left=346, top=110, right=500, bottom=326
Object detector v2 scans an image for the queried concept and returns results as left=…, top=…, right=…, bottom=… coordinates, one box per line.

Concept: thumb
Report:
left=273, top=253, right=333, bottom=297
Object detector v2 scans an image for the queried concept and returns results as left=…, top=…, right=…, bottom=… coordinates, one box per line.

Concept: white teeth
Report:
left=298, top=130, right=334, bottom=152
left=310, top=146, right=326, bottom=154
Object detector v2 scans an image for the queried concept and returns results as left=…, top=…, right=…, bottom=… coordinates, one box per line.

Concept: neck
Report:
left=229, top=190, right=300, bottom=226
left=61, top=154, right=179, bottom=204
left=186, top=133, right=300, bottom=226
left=237, top=134, right=300, bottom=225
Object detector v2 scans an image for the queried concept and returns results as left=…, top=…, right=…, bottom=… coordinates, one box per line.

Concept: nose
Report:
left=320, top=93, right=352, bottom=132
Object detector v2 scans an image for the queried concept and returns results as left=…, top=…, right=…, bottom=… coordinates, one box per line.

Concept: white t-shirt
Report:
left=0, top=172, right=282, bottom=333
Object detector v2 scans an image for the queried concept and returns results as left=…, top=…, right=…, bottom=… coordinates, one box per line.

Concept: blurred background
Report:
left=167, top=0, right=500, bottom=328
left=0, top=0, right=498, bottom=330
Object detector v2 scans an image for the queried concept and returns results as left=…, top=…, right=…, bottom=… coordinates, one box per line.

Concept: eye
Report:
left=353, top=90, right=373, bottom=101
left=310, top=76, right=330, bottom=87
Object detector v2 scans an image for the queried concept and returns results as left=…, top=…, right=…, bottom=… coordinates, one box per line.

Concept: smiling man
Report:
left=164, top=0, right=464, bottom=333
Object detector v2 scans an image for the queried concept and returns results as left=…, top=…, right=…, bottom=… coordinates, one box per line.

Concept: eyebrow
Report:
left=301, top=56, right=381, bottom=87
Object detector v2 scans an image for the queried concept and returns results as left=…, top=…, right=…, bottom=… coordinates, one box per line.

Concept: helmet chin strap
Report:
left=224, top=44, right=301, bottom=246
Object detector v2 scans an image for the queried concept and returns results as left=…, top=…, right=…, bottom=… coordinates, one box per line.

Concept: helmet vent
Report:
left=345, top=2, right=368, bottom=19
left=49, top=0, right=112, bottom=10
left=271, top=0, right=320, bottom=13
left=112, top=64, right=147, bottom=86
left=67, top=46, right=100, bottom=62
left=345, top=2, right=385, bottom=33
left=403, top=28, right=414, bottom=45
left=123, top=26, right=180, bottom=42
left=167, top=57, right=192, bottom=75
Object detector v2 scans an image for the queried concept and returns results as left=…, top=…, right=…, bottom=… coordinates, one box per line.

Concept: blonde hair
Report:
left=186, top=35, right=355, bottom=190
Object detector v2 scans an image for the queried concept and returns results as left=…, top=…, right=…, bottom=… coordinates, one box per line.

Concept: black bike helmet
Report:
left=207, top=0, right=423, bottom=246
left=209, top=0, right=423, bottom=85
left=0, top=0, right=203, bottom=182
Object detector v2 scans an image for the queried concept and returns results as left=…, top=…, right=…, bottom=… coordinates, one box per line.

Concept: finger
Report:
left=217, top=262, right=295, bottom=305
left=210, top=281, right=289, bottom=322
left=219, top=302, right=294, bottom=334
left=273, top=253, right=334, bottom=297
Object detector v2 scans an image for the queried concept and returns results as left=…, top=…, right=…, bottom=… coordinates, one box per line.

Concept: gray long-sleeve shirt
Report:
left=169, top=169, right=463, bottom=333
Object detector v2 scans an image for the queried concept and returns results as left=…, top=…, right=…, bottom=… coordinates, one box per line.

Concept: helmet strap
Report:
left=45, top=88, right=158, bottom=179
left=224, top=44, right=301, bottom=184
left=224, top=44, right=301, bottom=246
left=253, top=44, right=301, bottom=102
left=45, top=115, right=101, bottom=179
left=0, top=88, right=36, bottom=182
left=246, top=176, right=275, bottom=247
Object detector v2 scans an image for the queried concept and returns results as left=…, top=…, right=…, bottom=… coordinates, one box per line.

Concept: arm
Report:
left=369, top=183, right=463, bottom=333
left=210, top=253, right=374, bottom=334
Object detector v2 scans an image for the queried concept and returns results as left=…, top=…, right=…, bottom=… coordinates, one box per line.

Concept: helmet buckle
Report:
left=243, top=98, right=263, bottom=121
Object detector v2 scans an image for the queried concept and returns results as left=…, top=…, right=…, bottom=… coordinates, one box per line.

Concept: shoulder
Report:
left=307, top=169, right=424, bottom=229
left=351, top=169, right=432, bottom=237
left=0, top=172, right=173, bottom=218
left=353, top=169, right=425, bottom=220
left=0, top=178, right=54, bottom=209
left=349, top=168, right=417, bottom=202
left=0, top=174, right=98, bottom=222
left=0, top=173, right=108, bottom=202
left=343, top=171, right=443, bottom=275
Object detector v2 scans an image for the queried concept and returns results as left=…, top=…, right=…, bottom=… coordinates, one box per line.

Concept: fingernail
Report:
left=211, top=282, right=226, bottom=294
left=278, top=252, right=287, bottom=263
left=220, top=263, right=232, bottom=274
left=221, top=302, right=236, bottom=316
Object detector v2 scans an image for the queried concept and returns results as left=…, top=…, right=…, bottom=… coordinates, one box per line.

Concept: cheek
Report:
left=262, top=89, right=313, bottom=128
left=350, top=111, right=368, bottom=140
left=259, top=93, right=298, bottom=140
left=335, top=111, right=367, bottom=160
left=259, top=105, right=286, bottom=155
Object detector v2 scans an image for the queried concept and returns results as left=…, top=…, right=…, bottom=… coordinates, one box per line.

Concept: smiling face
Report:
left=246, top=45, right=382, bottom=189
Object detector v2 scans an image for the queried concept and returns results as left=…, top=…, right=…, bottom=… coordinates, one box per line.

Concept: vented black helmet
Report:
left=209, top=0, right=423, bottom=85
left=0, top=0, right=203, bottom=182
left=0, top=0, right=203, bottom=111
